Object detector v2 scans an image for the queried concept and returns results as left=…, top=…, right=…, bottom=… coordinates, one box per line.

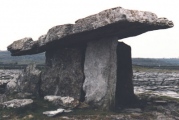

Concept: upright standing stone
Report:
left=17, top=63, right=41, bottom=97
left=83, top=37, right=118, bottom=110
left=115, top=42, right=135, bottom=108
left=41, top=46, right=85, bottom=101
left=83, top=40, right=135, bottom=110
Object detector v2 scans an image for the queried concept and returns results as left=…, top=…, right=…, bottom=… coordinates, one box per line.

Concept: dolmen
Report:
left=7, top=6, right=173, bottom=110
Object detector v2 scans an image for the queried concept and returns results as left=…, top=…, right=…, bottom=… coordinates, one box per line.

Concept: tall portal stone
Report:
left=41, top=46, right=85, bottom=100
left=83, top=40, right=135, bottom=110
left=115, top=42, right=135, bottom=108
left=83, top=37, right=118, bottom=110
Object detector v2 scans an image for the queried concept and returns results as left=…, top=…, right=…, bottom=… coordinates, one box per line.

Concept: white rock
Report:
left=43, top=108, right=64, bottom=117
left=2, top=99, right=33, bottom=108
left=44, top=95, right=61, bottom=101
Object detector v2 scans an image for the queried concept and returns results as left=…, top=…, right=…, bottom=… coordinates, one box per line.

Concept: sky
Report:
left=0, top=0, right=178, bottom=58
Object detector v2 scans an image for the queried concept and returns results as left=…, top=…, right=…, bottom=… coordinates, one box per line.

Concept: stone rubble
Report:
left=1, top=99, right=33, bottom=108
left=44, top=95, right=79, bottom=109
left=43, top=108, right=72, bottom=117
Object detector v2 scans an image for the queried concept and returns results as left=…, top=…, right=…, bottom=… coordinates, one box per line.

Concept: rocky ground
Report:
left=0, top=67, right=179, bottom=120
left=133, top=66, right=179, bottom=99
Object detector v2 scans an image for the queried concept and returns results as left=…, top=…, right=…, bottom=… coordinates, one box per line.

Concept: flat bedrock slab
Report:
left=8, top=7, right=173, bottom=56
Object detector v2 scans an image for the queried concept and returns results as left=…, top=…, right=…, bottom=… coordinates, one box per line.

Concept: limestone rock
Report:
left=7, top=7, right=173, bottom=56
left=41, top=46, right=85, bottom=100
left=17, top=63, right=41, bottom=97
left=115, top=42, right=136, bottom=107
left=43, top=108, right=65, bottom=117
left=0, top=82, right=8, bottom=94
left=44, top=95, right=79, bottom=108
left=83, top=41, right=135, bottom=110
left=0, top=94, right=7, bottom=103
left=6, top=81, right=17, bottom=94
left=7, top=37, right=38, bottom=55
left=83, top=37, right=118, bottom=110
left=1, top=99, right=33, bottom=108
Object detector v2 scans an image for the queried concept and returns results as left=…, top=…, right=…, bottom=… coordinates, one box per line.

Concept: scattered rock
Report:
left=23, top=114, right=34, bottom=119
left=44, top=95, right=79, bottom=108
left=123, top=108, right=142, bottom=113
left=1, top=99, right=33, bottom=108
left=43, top=108, right=64, bottom=117
left=0, top=82, right=8, bottom=94
left=153, top=100, right=168, bottom=105
left=6, top=81, right=17, bottom=94
left=44, top=95, right=61, bottom=101
left=61, top=116, right=70, bottom=119
left=0, top=94, right=7, bottom=103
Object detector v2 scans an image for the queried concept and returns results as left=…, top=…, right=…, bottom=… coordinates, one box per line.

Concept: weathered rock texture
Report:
left=1, top=99, right=33, bottom=108
left=44, top=95, right=79, bottom=109
left=41, top=46, right=85, bottom=101
left=83, top=37, right=118, bottom=110
left=7, top=7, right=173, bottom=56
left=17, top=64, right=41, bottom=97
left=83, top=40, right=135, bottom=110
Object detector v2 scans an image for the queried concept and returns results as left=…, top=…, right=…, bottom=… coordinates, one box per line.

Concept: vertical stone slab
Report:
left=41, top=46, right=85, bottom=100
left=115, top=42, right=135, bottom=108
left=17, top=64, right=41, bottom=97
left=83, top=37, right=118, bottom=110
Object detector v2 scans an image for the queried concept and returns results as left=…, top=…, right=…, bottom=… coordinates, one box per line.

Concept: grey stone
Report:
left=7, top=7, right=173, bottom=56
left=0, top=94, right=7, bottom=103
left=115, top=42, right=135, bottom=107
left=6, top=81, right=17, bottom=94
left=41, top=46, right=85, bottom=101
left=0, top=82, right=8, bottom=94
left=17, top=63, right=41, bottom=97
left=83, top=40, right=135, bottom=110
left=1, top=99, right=33, bottom=108
left=43, top=108, right=65, bottom=117
left=44, top=95, right=79, bottom=108
left=83, top=37, right=118, bottom=110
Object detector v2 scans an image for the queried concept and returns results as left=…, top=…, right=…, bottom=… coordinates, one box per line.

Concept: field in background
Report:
left=1, top=51, right=179, bottom=69
left=0, top=51, right=45, bottom=69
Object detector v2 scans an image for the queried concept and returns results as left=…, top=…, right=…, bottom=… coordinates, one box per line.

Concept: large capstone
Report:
left=40, top=46, right=85, bottom=101
left=7, top=7, right=173, bottom=56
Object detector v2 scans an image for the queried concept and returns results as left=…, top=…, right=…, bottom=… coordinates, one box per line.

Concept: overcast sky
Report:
left=0, top=0, right=178, bottom=58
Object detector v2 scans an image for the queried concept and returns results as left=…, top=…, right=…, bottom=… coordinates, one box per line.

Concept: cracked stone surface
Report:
left=133, top=70, right=179, bottom=99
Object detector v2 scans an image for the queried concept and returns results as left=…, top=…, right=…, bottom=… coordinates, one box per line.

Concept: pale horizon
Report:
left=0, top=0, right=178, bottom=58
